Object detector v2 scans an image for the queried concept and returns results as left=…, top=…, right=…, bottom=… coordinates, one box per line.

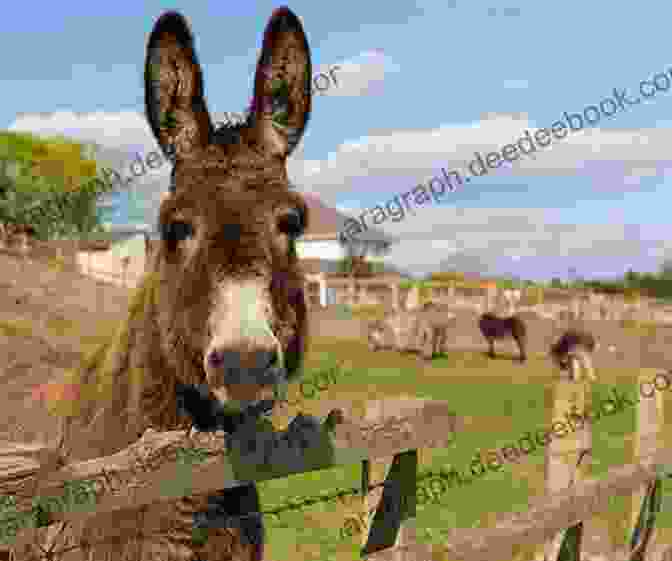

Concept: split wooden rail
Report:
left=0, top=398, right=460, bottom=560
left=368, top=371, right=672, bottom=561
left=1, top=381, right=671, bottom=561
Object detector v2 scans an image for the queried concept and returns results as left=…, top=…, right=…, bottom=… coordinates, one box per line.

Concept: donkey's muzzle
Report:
left=206, top=348, right=279, bottom=386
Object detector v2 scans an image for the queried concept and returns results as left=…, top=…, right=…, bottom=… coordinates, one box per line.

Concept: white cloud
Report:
left=623, top=166, right=659, bottom=185
left=319, top=49, right=400, bottom=97
left=288, top=112, right=672, bottom=197
left=9, top=111, right=159, bottom=153
left=370, top=205, right=670, bottom=275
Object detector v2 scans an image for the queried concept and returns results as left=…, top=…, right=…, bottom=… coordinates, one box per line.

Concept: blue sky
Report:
left=5, top=0, right=672, bottom=280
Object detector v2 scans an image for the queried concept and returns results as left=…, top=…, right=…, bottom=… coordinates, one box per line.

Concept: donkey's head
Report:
left=144, top=8, right=311, bottom=411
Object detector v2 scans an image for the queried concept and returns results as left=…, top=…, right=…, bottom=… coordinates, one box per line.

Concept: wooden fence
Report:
left=306, top=277, right=664, bottom=322
left=367, top=372, right=672, bottom=561
left=1, top=379, right=671, bottom=561
left=0, top=398, right=459, bottom=560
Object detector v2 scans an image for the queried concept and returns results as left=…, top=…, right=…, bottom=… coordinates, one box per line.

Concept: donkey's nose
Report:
left=205, top=348, right=279, bottom=382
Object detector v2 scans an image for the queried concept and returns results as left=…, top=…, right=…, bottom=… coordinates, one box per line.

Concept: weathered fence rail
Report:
left=368, top=373, right=672, bottom=561
left=0, top=398, right=460, bottom=558
left=0, top=380, right=670, bottom=561
left=367, top=455, right=670, bottom=561
left=0, top=326, right=671, bottom=561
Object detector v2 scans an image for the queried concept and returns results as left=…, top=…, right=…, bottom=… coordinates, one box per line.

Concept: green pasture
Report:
left=12, top=305, right=672, bottom=561
left=259, top=337, right=672, bottom=561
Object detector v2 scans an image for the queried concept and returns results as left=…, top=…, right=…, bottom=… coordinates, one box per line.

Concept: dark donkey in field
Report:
left=550, top=328, right=599, bottom=381
left=37, top=8, right=342, bottom=561
left=478, top=312, right=528, bottom=362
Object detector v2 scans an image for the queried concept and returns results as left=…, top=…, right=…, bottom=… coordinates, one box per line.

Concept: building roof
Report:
left=299, top=258, right=411, bottom=277
left=300, top=193, right=398, bottom=245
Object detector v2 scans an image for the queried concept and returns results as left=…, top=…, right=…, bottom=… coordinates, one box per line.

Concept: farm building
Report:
left=74, top=194, right=400, bottom=302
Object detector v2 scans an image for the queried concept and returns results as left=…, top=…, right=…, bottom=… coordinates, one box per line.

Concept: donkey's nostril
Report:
left=205, top=349, right=279, bottom=375
left=208, top=349, right=226, bottom=368
left=258, top=349, right=279, bottom=370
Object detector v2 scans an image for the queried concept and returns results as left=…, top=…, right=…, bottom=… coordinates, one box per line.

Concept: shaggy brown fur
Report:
left=550, top=328, right=598, bottom=381
left=367, top=302, right=456, bottom=360
left=35, top=7, right=323, bottom=561
left=478, top=312, right=527, bottom=362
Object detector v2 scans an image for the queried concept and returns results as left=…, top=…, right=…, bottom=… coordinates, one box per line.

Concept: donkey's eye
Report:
left=277, top=209, right=304, bottom=238
left=161, top=221, right=193, bottom=242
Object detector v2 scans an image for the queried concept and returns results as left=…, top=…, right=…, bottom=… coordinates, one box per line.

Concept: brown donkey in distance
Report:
left=478, top=312, right=528, bottom=362
left=33, top=8, right=343, bottom=561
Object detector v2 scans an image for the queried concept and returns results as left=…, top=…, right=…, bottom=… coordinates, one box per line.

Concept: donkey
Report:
left=478, top=312, right=528, bottom=362
left=549, top=328, right=599, bottom=382
left=35, top=8, right=342, bottom=561
left=368, top=302, right=456, bottom=360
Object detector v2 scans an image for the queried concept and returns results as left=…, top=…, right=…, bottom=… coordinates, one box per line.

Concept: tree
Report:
left=625, top=268, right=639, bottom=286
left=659, top=260, right=672, bottom=280
left=0, top=132, right=110, bottom=240
left=337, top=239, right=373, bottom=277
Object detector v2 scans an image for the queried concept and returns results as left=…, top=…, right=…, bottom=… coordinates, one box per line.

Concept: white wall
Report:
left=76, top=250, right=145, bottom=288
left=296, top=239, right=345, bottom=261
left=78, top=237, right=391, bottom=287
left=296, top=238, right=389, bottom=262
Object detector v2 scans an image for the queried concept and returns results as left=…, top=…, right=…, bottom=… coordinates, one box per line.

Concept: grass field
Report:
left=260, top=336, right=672, bottom=561
left=4, top=283, right=672, bottom=561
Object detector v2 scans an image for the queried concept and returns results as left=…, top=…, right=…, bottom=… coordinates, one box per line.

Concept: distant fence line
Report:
left=2, top=237, right=672, bottom=322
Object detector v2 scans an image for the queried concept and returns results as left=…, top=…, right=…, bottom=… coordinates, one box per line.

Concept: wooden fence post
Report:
left=405, top=284, right=421, bottom=311
left=303, top=280, right=311, bottom=311
left=121, top=256, right=130, bottom=288
left=319, top=275, right=327, bottom=308
left=631, top=369, right=665, bottom=539
left=483, top=283, right=497, bottom=313
left=569, top=294, right=581, bottom=321
left=447, top=281, right=455, bottom=300
left=539, top=379, right=592, bottom=561
left=359, top=399, right=418, bottom=561
left=391, top=282, right=400, bottom=312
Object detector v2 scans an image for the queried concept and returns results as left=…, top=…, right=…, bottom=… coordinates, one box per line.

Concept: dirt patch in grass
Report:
left=0, top=252, right=128, bottom=446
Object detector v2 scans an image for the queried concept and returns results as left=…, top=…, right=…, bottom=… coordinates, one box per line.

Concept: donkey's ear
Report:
left=249, top=7, right=312, bottom=158
left=145, top=11, right=212, bottom=162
